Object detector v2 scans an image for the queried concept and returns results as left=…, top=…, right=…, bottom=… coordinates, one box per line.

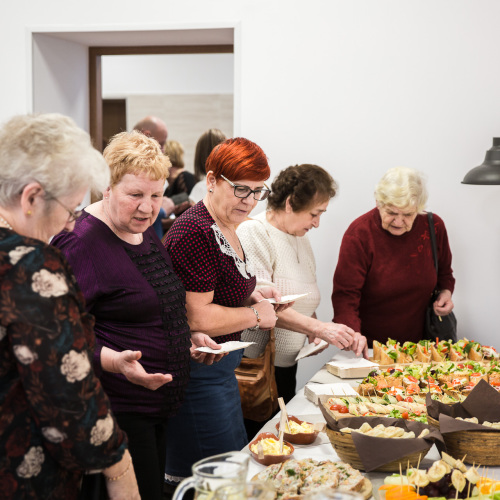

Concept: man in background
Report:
left=133, top=116, right=173, bottom=238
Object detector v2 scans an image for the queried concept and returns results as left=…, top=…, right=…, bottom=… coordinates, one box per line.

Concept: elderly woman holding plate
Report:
left=52, top=131, right=218, bottom=500
left=0, top=114, right=140, bottom=499
left=163, top=137, right=286, bottom=490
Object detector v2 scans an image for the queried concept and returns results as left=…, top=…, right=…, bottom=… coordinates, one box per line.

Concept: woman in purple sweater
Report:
left=52, top=131, right=218, bottom=500
left=332, top=167, right=455, bottom=347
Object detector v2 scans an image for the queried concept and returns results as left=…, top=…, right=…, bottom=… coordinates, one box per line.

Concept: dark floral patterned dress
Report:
left=0, top=228, right=126, bottom=499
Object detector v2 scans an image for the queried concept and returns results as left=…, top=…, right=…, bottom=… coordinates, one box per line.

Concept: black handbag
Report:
left=423, top=212, right=457, bottom=342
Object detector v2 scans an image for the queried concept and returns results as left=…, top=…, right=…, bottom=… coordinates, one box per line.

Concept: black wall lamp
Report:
left=462, top=138, right=500, bottom=185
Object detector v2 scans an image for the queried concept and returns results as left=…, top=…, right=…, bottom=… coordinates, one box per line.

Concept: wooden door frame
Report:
left=89, top=44, right=233, bottom=151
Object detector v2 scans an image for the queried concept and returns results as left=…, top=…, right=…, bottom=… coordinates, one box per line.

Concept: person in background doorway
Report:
left=161, top=140, right=197, bottom=235
left=189, top=128, right=227, bottom=204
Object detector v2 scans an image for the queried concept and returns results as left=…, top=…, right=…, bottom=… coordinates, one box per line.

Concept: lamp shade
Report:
left=462, top=138, right=500, bottom=185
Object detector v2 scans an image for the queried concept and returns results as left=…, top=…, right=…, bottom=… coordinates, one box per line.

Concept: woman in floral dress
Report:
left=0, top=114, right=140, bottom=499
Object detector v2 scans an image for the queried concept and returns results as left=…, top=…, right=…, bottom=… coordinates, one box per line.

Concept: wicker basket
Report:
left=325, top=428, right=431, bottom=472
left=426, top=415, right=440, bottom=429
left=442, top=430, right=500, bottom=466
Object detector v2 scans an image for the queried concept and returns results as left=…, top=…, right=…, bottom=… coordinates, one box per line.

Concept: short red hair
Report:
left=206, top=137, right=270, bottom=182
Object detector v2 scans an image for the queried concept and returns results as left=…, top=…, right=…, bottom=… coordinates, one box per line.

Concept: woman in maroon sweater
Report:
left=332, top=167, right=455, bottom=346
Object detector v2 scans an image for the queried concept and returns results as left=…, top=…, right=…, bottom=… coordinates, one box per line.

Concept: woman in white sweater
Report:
left=237, top=165, right=368, bottom=415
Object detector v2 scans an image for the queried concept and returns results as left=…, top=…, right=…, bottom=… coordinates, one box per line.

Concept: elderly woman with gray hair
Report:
left=0, top=114, right=140, bottom=499
left=332, top=166, right=455, bottom=347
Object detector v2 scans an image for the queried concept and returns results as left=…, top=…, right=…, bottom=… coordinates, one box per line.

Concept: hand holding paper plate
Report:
left=261, top=292, right=310, bottom=305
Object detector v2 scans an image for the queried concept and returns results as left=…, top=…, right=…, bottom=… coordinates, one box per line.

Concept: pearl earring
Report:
left=209, top=189, right=213, bottom=193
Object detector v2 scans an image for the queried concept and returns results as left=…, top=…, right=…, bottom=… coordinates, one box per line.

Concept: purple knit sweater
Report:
left=52, top=212, right=191, bottom=418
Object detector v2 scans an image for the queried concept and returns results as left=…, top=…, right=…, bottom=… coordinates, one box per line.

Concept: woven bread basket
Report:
left=442, top=430, right=500, bottom=465
left=325, top=427, right=431, bottom=472
left=426, top=415, right=440, bottom=429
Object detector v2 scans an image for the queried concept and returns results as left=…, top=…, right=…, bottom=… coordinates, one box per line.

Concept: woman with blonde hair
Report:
left=53, top=130, right=216, bottom=500
left=0, top=114, right=139, bottom=499
left=332, top=166, right=455, bottom=346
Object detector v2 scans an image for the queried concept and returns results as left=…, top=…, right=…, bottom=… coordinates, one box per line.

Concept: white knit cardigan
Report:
left=236, top=211, right=321, bottom=367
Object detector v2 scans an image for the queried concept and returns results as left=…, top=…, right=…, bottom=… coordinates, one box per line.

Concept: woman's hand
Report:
left=433, top=289, right=454, bottom=316
left=109, top=349, right=173, bottom=391
left=344, top=331, right=369, bottom=359
left=251, top=300, right=279, bottom=329
left=104, top=450, right=141, bottom=500
left=190, top=332, right=227, bottom=365
left=251, top=286, right=293, bottom=313
left=313, top=321, right=355, bottom=350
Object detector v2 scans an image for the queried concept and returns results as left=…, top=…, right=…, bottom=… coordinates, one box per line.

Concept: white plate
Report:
left=262, top=293, right=310, bottom=305
left=195, top=340, right=255, bottom=354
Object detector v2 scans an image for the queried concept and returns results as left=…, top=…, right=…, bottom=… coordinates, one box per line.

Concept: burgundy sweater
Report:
left=332, top=208, right=455, bottom=346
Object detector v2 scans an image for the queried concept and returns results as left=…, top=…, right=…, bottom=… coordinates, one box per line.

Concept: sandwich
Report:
left=431, top=340, right=451, bottom=362
left=397, top=341, right=417, bottom=363
left=416, top=340, right=432, bottom=362
left=482, top=345, right=500, bottom=361
left=449, top=339, right=468, bottom=361
left=466, top=340, right=483, bottom=361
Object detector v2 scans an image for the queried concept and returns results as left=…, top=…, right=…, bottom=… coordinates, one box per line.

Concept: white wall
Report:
left=102, top=53, right=234, bottom=97
left=2, top=0, right=500, bottom=390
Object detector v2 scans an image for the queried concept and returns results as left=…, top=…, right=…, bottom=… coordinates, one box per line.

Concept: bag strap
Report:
left=427, top=212, right=438, bottom=273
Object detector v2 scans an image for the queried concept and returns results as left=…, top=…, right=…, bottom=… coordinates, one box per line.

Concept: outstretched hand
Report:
left=115, top=350, right=173, bottom=391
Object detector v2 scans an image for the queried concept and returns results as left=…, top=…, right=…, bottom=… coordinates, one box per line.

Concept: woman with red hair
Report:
left=163, top=138, right=283, bottom=489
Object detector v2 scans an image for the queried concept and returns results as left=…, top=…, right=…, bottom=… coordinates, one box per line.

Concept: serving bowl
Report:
left=274, top=415, right=320, bottom=445
left=249, top=432, right=294, bottom=466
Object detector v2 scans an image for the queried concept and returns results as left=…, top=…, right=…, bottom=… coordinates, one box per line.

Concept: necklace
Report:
left=0, top=214, right=14, bottom=231
left=207, top=196, right=242, bottom=253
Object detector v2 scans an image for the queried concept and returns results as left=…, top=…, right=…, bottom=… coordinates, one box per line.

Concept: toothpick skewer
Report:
left=399, top=463, right=403, bottom=490
left=278, top=397, right=288, bottom=453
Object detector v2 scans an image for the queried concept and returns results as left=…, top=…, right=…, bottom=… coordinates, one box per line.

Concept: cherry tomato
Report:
left=471, top=372, right=481, bottom=377
left=401, top=411, right=409, bottom=419
left=396, top=394, right=403, bottom=401
left=490, top=381, right=500, bottom=387
left=467, top=364, right=473, bottom=370
left=406, top=375, right=418, bottom=383
left=405, top=396, right=414, bottom=403
left=457, top=363, right=464, bottom=369
left=338, top=405, right=349, bottom=413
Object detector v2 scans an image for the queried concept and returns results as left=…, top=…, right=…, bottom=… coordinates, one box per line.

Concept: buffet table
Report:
left=243, top=351, right=500, bottom=499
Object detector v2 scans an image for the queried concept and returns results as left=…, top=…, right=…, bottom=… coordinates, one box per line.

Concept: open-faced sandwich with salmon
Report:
left=431, top=339, right=451, bottom=361
left=416, top=339, right=432, bottom=362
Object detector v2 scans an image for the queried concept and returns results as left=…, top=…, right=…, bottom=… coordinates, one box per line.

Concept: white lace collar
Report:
left=211, top=223, right=255, bottom=279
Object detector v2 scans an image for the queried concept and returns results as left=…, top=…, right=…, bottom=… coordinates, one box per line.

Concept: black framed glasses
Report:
left=220, top=175, right=270, bottom=201
left=52, top=197, right=83, bottom=223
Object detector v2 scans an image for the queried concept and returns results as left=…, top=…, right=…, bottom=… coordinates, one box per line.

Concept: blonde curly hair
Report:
left=103, top=130, right=171, bottom=188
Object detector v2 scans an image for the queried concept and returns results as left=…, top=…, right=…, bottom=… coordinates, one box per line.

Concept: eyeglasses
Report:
left=52, top=197, right=83, bottom=223
left=220, top=175, right=271, bottom=201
